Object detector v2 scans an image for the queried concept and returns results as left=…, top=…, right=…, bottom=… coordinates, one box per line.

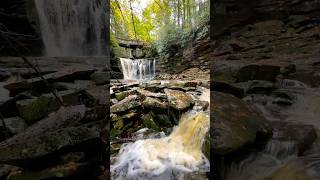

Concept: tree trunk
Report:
left=178, top=0, right=181, bottom=27
left=129, top=0, right=137, bottom=40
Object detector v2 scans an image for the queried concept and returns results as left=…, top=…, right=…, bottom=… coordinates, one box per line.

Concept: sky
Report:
left=131, top=0, right=151, bottom=19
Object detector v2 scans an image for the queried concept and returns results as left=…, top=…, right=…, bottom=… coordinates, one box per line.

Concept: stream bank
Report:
left=211, top=0, right=320, bottom=179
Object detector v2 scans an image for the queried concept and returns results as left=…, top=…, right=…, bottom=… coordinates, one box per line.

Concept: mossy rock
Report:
left=17, top=96, right=53, bottom=125
left=115, top=91, right=128, bottom=101
left=110, top=129, right=123, bottom=138
left=113, top=119, right=124, bottom=130
left=142, top=113, right=160, bottom=131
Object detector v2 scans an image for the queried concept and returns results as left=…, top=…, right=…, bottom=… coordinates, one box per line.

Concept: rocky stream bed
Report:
left=0, top=57, right=109, bottom=179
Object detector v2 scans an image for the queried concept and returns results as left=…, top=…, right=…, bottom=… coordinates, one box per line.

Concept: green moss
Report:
left=18, top=96, right=52, bottom=125
left=142, top=113, right=160, bottom=131
left=115, top=91, right=128, bottom=101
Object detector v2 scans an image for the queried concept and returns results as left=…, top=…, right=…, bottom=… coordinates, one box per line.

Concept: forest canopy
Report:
left=110, top=0, right=209, bottom=43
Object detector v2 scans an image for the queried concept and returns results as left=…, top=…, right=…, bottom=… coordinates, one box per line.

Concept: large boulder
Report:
left=164, top=89, right=194, bottom=110
left=269, top=121, right=317, bottom=155
left=142, top=97, right=168, bottom=109
left=212, top=92, right=271, bottom=155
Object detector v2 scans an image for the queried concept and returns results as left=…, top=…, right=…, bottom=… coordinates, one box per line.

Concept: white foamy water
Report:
left=34, top=0, right=107, bottom=56
left=111, top=113, right=210, bottom=180
left=120, top=58, right=156, bottom=80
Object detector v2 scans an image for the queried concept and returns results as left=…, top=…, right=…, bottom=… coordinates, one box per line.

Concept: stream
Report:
left=110, top=80, right=210, bottom=180
left=223, top=79, right=320, bottom=180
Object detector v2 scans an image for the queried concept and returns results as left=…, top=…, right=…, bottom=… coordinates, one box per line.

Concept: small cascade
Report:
left=111, top=113, right=210, bottom=180
left=120, top=58, right=156, bottom=80
left=34, top=0, right=108, bottom=56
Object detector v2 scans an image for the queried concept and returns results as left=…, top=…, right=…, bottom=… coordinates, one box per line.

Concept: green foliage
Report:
left=111, top=0, right=209, bottom=56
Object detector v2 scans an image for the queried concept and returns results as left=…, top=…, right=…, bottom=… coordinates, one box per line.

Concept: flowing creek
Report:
left=110, top=80, right=210, bottom=180
left=224, top=79, right=320, bottom=180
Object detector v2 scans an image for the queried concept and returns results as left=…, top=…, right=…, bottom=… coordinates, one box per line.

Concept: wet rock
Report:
left=153, top=112, right=175, bottom=127
left=163, top=80, right=198, bottom=89
left=164, top=89, right=194, bottom=110
left=236, top=65, right=281, bottom=82
left=194, top=100, right=209, bottom=111
left=0, top=70, right=10, bottom=82
left=8, top=162, right=99, bottom=179
left=137, top=89, right=167, bottom=99
left=111, top=95, right=140, bottom=113
left=266, top=159, right=316, bottom=180
left=0, top=164, right=18, bottom=179
left=142, top=113, right=160, bottom=131
left=0, top=84, right=10, bottom=104
left=0, top=93, right=32, bottom=118
left=142, top=97, right=168, bottom=109
left=211, top=81, right=245, bottom=98
left=271, top=121, right=317, bottom=154
left=90, top=72, right=109, bottom=85
left=86, top=86, right=109, bottom=105
left=281, top=64, right=296, bottom=76
left=212, top=92, right=271, bottom=155
left=111, top=112, right=137, bottom=122
left=139, top=81, right=164, bottom=92
left=0, top=126, right=100, bottom=167
left=53, top=80, right=95, bottom=90
left=0, top=117, right=27, bottom=135
left=0, top=105, right=91, bottom=166
left=235, top=80, right=275, bottom=94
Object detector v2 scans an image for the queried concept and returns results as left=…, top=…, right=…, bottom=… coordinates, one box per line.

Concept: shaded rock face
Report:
left=213, top=0, right=320, bottom=36
left=0, top=0, right=43, bottom=56
left=211, top=92, right=271, bottom=155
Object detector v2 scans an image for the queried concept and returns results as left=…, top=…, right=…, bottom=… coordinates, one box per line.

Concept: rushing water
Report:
left=120, top=58, right=156, bottom=80
left=224, top=79, right=320, bottom=180
left=111, top=113, right=210, bottom=180
left=34, top=0, right=108, bottom=56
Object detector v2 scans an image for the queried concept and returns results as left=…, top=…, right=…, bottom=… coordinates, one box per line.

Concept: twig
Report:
left=22, top=57, right=65, bottom=106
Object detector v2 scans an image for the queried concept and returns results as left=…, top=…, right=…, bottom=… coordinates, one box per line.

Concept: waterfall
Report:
left=34, top=0, right=108, bottom=56
left=111, top=113, right=210, bottom=180
left=120, top=58, right=156, bottom=80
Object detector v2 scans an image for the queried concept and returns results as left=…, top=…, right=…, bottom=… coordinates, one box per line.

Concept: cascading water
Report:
left=111, top=113, right=210, bottom=180
left=34, top=0, right=108, bottom=56
left=120, top=58, right=156, bottom=80
left=224, top=79, right=320, bottom=180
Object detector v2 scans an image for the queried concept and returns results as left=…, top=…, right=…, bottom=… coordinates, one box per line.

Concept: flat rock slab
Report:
left=110, top=95, right=140, bottom=113
left=0, top=105, right=100, bottom=167
left=4, top=66, right=96, bottom=95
